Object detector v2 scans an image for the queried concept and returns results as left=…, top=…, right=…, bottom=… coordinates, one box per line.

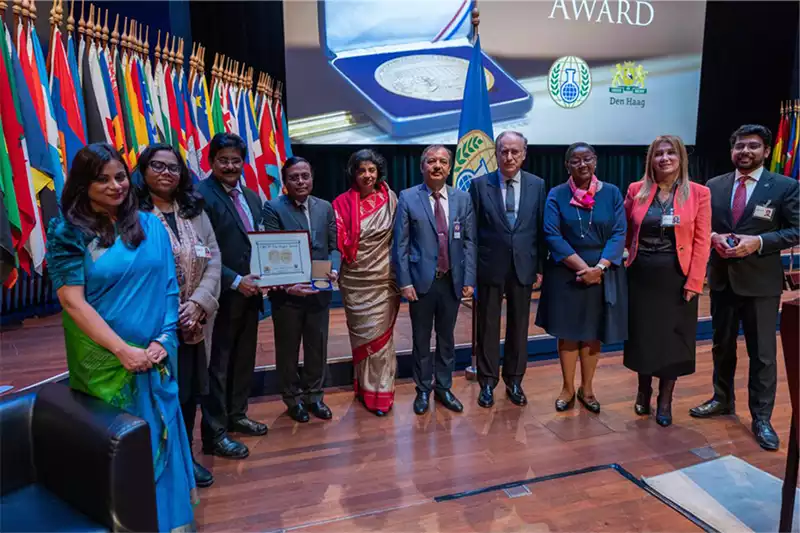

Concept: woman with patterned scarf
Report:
left=333, top=149, right=400, bottom=416
left=137, top=144, right=221, bottom=489
left=535, top=142, right=628, bottom=414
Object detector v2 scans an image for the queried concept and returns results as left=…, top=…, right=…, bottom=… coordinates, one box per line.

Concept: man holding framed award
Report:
left=260, top=157, right=340, bottom=423
left=197, top=133, right=268, bottom=460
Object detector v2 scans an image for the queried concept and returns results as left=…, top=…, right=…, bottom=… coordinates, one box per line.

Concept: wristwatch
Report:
left=596, top=264, right=608, bottom=273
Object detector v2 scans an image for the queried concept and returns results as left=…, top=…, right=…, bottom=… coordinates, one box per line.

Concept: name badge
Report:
left=661, top=214, right=680, bottom=227
left=453, top=220, right=461, bottom=240
left=753, top=204, right=775, bottom=221
left=194, top=245, right=211, bottom=259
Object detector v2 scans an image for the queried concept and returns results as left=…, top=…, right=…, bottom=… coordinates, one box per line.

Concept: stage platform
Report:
left=1, top=289, right=797, bottom=396
left=192, top=339, right=792, bottom=532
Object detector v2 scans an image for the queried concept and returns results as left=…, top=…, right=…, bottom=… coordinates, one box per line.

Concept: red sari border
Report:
left=354, top=378, right=394, bottom=412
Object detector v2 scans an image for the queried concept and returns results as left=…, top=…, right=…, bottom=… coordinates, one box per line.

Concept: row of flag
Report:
left=770, top=99, right=800, bottom=179
left=0, top=0, right=294, bottom=288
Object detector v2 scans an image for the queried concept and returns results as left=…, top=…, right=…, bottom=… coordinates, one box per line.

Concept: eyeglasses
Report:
left=733, top=142, right=763, bottom=151
left=498, top=148, right=523, bottom=159
left=215, top=157, right=243, bottom=168
left=149, top=160, right=181, bottom=176
left=568, top=157, right=596, bottom=167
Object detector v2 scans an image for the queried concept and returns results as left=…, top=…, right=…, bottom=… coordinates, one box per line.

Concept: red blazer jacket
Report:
left=624, top=180, right=712, bottom=294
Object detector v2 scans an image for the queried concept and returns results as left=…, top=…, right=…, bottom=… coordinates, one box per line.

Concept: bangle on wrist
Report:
left=596, top=263, right=608, bottom=273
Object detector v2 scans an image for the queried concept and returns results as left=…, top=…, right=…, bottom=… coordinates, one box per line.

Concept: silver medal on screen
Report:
left=374, top=54, right=495, bottom=102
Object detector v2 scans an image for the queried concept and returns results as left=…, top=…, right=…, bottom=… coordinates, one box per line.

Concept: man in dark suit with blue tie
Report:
left=198, top=133, right=268, bottom=460
left=469, top=131, right=546, bottom=408
left=261, top=157, right=339, bottom=424
left=394, top=145, right=477, bottom=414
left=690, top=124, right=799, bottom=451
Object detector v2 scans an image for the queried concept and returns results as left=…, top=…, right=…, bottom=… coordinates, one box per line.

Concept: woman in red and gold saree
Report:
left=333, top=149, right=400, bottom=416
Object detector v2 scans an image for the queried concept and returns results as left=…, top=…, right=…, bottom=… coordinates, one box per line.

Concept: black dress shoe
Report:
left=635, top=389, right=652, bottom=416
left=656, top=405, right=672, bottom=427
left=689, top=399, right=734, bottom=418
left=577, top=387, right=600, bottom=413
left=193, top=460, right=214, bottom=488
left=308, top=401, right=333, bottom=420
left=555, top=393, right=575, bottom=412
left=413, top=391, right=430, bottom=415
left=229, top=417, right=268, bottom=436
left=435, top=390, right=464, bottom=413
left=202, top=435, right=249, bottom=459
left=752, top=419, right=780, bottom=451
left=287, top=404, right=310, bottom=423
left=506, top=384, right=528, bottom=406
left=477, top=385, right=494, bottom=408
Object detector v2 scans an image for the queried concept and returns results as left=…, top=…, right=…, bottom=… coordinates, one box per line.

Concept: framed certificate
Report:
left=248, top=231, right=312, bottom=288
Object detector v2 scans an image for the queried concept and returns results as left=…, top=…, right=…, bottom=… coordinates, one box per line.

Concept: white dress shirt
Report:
left=499, top=170, right=521, bottom=217
left=732, top=165, right=764, bottom=207
left=428, top=185, right=449, bottom=228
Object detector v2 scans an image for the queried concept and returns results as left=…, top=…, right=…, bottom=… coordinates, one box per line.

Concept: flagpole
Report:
left=465, top=2, right=481, bottom=382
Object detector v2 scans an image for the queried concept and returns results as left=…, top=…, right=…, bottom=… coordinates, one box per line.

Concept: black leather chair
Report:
left=0, top=383, right=158, bottom=532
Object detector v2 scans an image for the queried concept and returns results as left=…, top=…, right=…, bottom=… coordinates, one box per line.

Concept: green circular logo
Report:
left=548, top=56, right=592, bottom=109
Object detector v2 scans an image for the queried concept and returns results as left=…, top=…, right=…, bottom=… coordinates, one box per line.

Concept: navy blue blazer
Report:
left=393, top=183, right=477, bottom=296
left=468, top=170, right=546, bottom=285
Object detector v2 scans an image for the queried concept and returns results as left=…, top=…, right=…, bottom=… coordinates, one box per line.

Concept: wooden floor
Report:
left=1, top=287, right=777, bottom=393
left=192, top=339, right=792, bottom=532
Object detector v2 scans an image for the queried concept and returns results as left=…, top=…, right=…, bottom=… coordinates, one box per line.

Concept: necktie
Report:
left=731, top=176, right=750, bottom=226
left=229, top=188, right=254, bottom=232
left=505, top=179, right=516, bottom=226
left=433, top=192, right=450, bottom=273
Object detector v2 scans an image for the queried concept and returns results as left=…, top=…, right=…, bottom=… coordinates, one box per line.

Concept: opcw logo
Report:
left=610, top=62, right=648, bottom=94
left=548, top=56, right=592, bottom=109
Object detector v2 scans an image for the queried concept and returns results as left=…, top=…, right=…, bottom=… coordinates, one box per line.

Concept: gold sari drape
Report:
left=335, top=187, right=400, bottom=412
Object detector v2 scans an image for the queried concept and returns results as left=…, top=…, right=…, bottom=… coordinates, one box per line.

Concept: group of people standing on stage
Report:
left=46, top=123, right=798, bottom=530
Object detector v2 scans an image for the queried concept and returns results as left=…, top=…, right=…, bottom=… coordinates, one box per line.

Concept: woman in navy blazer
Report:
left=536, top=143, right=627, bottom=414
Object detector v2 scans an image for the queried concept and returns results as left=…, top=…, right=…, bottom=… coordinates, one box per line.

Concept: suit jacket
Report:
left=197, top=177, right=263, bottom=296
left=707, top=169, right=799, bottom=297
left=625, top=180, right=712, bottom=294
left=393, top=184, right=477, bottom=296
left=260, top=194, right=338, bottom=308
left=468, top=170, right=546, bottom=285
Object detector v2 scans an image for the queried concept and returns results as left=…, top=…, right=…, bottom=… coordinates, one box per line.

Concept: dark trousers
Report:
left=409, top=274, right=460, bottom=393
left=711, top=286, right=780, bottom=421
left=476, top=266, right=533, bottom=388
left=201, top=293, right=260, bottom=444
left=271, top=300, right=330, bottom=408
left=177, top=340, right=209, bottom=449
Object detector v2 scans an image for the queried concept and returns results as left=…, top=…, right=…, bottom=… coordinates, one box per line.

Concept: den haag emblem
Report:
left=548, top=56, right=592, bottom=109
left=610, top=62, right=648, bottom=94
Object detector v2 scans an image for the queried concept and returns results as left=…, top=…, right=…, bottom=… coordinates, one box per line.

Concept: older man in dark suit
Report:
left=690, top=124, right=799, bottom=451
left=261, top=156, right=339, bottom=423
left=198, top=133, right=268, bottom=460
left=393, top=145, right=477, bottom=415
left=469, top=131, right=546, bottom=409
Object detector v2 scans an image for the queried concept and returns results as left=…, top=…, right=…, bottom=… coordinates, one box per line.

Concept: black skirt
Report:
left=623, top=251, right=698, bottom=378
left=177, top=339, right=209, bottom=405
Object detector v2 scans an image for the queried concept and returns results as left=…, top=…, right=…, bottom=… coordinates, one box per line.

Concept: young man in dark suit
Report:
left=198, top=133, right=268, bottom=460
left=469, top=131, right=546, bottom=408
left=261, top=157, right=339, bottom=423
left=393, top=145, right=477, bottom=415
left=690, top=124, right=799, bottom=451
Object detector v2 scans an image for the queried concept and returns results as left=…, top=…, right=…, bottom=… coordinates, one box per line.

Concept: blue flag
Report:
left=452, top=35, right=497, bottom=192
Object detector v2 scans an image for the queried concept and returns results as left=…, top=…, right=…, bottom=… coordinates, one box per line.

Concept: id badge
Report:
left=194, top=245, right=211, bottom=258
left=753, top=204, right=775, bottom=221
left=661, top=214, right=679, bottom=227
left=453, top=220, right=461, bottom=240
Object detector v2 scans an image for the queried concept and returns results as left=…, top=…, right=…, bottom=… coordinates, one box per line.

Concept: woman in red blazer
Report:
left=623, top=135, right=711, bottom=427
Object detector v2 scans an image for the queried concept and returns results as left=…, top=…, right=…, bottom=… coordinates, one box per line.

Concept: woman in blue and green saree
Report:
left=46, top=144, right=197, bottom=532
